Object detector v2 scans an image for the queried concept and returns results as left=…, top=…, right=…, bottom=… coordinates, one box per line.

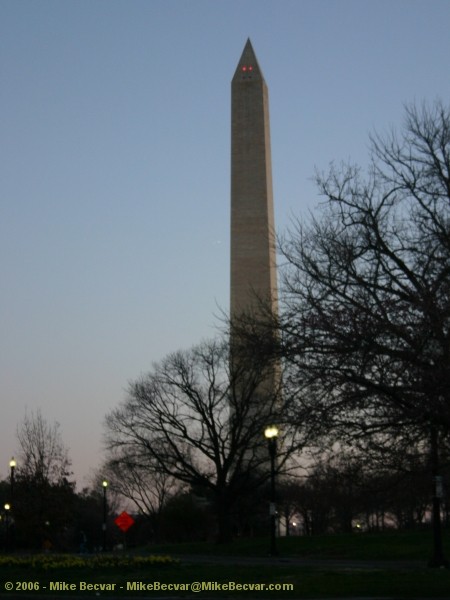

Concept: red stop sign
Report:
left=114, top=511, right=135, bottom=532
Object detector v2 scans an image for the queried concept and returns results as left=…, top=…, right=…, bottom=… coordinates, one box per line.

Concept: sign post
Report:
left=114, top=511, right=135, bottom=549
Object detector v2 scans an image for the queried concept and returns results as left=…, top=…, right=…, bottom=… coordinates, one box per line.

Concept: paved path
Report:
left=175, top=553, right=425, bottom=570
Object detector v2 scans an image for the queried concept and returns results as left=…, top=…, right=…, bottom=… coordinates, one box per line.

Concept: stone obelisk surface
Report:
left=230, top=38, right=278, bottom=345
left=230, top=40, right=279, bottom=420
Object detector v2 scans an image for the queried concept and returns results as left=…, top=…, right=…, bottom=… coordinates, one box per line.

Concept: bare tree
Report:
left=277, top=100, right=450, bottom=564
left=104, top=455, right=182, bottom=541
left=17, top=409, right=72, bottom=485
left=105, top=337, right=302, bottom=542
left=278, top=101, right=450, bottom=438
left=13, top=410, right=74, bottom=549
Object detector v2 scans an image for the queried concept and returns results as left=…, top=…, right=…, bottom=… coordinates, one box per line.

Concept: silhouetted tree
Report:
left=105, top=337, right=302, bottom=543
left=17, top=409, right=72, bottom=484
left=103, top=457, right=182, bottom=542
left=13, top=410, right=75, bottom=550
left=274, top=101, right=450, bottom=562
left=277, top=100, right=450, bottom=459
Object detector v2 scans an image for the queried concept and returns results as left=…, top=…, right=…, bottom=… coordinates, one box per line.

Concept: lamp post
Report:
left=264, top=425, right=279, bottom=556
left=102, top=480, right=108, bottom=551
left=8, top=458, right=16, bottom=551
left=4, top=504, right=11, bottom=552
left=9, top=458, right=16, bottom=506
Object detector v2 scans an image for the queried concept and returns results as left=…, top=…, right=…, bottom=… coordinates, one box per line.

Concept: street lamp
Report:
left=8, top=458, right=16, bottom=551
left=264, top=425, right=279, bottom=556
left=102, top=480, right=108, bottom=551
left=4, top=504, right=11, bottom=552
left=9, top=458, right=16, bottom=507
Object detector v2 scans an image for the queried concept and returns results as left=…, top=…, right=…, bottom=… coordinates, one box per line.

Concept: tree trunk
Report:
left=215, top=492, right=233, bottom=544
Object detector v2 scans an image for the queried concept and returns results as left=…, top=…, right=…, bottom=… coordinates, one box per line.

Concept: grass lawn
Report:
left=0, top=531, right=449, bottom=598
left=147, top=528, right=450, bottom=561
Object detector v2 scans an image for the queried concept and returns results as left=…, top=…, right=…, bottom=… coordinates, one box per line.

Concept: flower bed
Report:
left=0, top=554, right=177, bottom=570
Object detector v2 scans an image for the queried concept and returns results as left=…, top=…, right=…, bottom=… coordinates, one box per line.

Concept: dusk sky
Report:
left=2, top=0, right=450, bottom=488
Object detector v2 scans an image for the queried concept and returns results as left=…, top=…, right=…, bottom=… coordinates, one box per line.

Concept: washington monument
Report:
left=230, top=39, right=279, bottom=402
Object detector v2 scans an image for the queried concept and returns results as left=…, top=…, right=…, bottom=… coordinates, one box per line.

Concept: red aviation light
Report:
left=241, top=65, right=254, bottom=72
